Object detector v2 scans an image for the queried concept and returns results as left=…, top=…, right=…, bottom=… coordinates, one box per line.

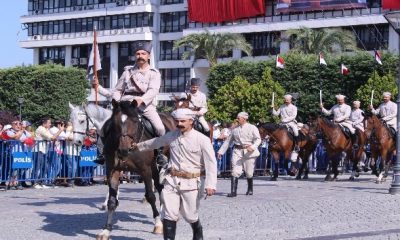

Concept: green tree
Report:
left=286, top=27, right=358, bottom=54
left=355, top=71, right=397, bottom=108
left=0, top=64, right=88, bottom=124
left=173, top=30, right=252, bottom=67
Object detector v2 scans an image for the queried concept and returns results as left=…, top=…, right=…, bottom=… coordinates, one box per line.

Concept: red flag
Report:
left=319, top=52, right=327, bottom=66
left=341, top=64, right=349, bottom=75
left=375, top=50, right=382, bottom=65
left=276, top=55, right=285, bottom=69
left=383, top=0, right=400, bottom=9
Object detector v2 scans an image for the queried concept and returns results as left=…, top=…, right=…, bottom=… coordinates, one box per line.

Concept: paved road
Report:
left=1, top=174, right=400, bottom=240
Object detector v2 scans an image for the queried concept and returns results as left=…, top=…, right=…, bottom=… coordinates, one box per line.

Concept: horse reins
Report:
left=73, top=106, right=96, bottom=137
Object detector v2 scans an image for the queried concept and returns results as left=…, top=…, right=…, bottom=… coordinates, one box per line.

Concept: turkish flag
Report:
left=341, top=64, right=350, bottom=75
left=383, top=0, right=400, bottom=9
left=276, top=55, right=285, bottom=69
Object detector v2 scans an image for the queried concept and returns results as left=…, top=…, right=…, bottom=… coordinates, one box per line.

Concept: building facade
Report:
left=20, top=0, right=398, bottom=103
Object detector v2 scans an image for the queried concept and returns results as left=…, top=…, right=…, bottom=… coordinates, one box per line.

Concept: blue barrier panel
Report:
left=79, top=149, right=97, bottom=167
left=12, top=152, right=33, bottom=169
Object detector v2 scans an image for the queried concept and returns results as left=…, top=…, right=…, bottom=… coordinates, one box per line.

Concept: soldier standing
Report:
left=271, top=94, right=300, bottom=151
left=217, top=112, right=261, bottom=197
left=131, top=108, right=217, bottom=240
left=187, top=78, right=210, bottom=133
left=320, top=94, right=359, bottom=148
left=370, top=92, right=397, bottom=131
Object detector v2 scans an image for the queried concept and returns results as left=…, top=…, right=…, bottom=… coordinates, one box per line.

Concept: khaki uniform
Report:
left=322, top=104, right=355, bottom=134
left=350, top=108, right=364, bottom=132
left=372, top=101, right=397, bottom=131
left=189, top=91, right=209, bottom=132
left=272, top=103, right=298, bottom=136
left=137, top=129, right=217, bottom=223
left=217, top=123, right=261, bottom=178
left=113, top=65, right=165, bottom=136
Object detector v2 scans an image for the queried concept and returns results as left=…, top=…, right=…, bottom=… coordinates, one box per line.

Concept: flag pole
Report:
left=93, top=27, right=99, bottom=105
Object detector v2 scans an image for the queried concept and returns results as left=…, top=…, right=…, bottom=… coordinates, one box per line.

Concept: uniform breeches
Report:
left=142, top=107, right=166, bottom=136
left=230, top=149, right=256, bottom=178
left=161, top=182, right=200, bottom=223
left=284, top=122, right=298, bottom=136
left=354, top=124, right=364, bottom=132
left=198, top=116, right=210, bottom=132
left=386, top=118, right=397, bottom=131
left=339, top=122, right=355, bottom=134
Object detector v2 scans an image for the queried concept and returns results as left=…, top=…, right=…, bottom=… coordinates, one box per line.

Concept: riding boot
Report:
left=351, top=133, right=359, bottom=150
left=191, top=220, right=204, bottom=240
left=246, top=178, right=253, bottom=195
left=94, top=142, right=106, bottom=165
left=163, top=219, right=177, bottom=240
left=293, top=135, right=300, bottom=152
left=227, top=177, right=238, bottom=197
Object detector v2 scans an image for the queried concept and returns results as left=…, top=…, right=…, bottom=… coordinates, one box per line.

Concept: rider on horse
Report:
left=320, top=94, right=359, bottom=149
left=350, top=100, right=365, bottom=132
left=187, top=78, right=210, bottom=134
left=369, top=91, right=397, bottom=132
left=92, top=41, right=166, bottom=164
left=271, top=94, right=300, bottom=152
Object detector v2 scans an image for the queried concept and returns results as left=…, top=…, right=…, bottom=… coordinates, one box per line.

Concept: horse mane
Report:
left=320, top=117, right=337, bottom=128
left=260, top=123, right=280, bottom=132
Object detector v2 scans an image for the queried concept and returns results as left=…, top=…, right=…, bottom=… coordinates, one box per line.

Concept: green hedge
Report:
left=0, top=64, right=88, bottom=124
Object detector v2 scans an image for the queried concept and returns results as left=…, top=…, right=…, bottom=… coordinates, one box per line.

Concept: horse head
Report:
left=170, top=92, right=191, bottom=109
left=69, top=102, right=89, bottom=145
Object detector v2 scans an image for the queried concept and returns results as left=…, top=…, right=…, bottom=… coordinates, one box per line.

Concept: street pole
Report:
left=384, top=11, right=400, bottom=194
left=17, top=97, right=24, bottom=122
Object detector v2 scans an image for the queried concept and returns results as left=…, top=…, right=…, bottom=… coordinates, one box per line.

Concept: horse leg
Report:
left=331, top=155, right=340, bottom=181
left=296, top=151, right=305, bottom=180
left=271, top=151, right=280, bottom=181
left=376, top=151, right=388, bottom=184
left=324, top=154, right=333, bottom=181
left=302, top=150, right=311, bottom=180
left=101, top=189, right=120, bottom=211
left=96, top=170, right=120, bottom=240
left=142, top=169, right=163, bottom=234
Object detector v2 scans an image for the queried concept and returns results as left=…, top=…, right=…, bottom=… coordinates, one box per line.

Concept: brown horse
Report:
left=364, top=113, right=395, bottom=183
left=258, top=123, right=318, bottom=181
left=316, top=117, right=366, bottom=181
left=170, top=93, right=213, bottom=140
left=96, top=100, right=176, bottom=240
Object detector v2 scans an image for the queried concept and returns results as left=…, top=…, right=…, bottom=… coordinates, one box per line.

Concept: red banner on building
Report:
left=276, top=0, right=367, bottom=13
left=188, top=0, right=265, bottom=23
left=383, top=0, right=400, bottom=9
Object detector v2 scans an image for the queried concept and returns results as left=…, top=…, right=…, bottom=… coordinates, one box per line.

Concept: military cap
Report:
left=134, top=41, right=152, bottom=53
left=190, top=78, right=201, bottom=86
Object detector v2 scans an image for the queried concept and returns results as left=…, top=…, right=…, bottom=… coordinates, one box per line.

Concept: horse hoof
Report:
left=96, top=229, right=111, bottom=240
left=324, top=176, right=331, bottom=182
left=153, top=225, right=163, bottom=234
left=355, top=172, right=360, bottom=178
left=141, top=197, right=147, bottom=204
left=295, top=176, right=301, bottom=180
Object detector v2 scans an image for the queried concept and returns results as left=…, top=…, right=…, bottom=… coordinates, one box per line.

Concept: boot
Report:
left=191, top=220, right=203, bottom=240
left=93, top=154, right=106, bottom=165
left=246, top=178, right=253, bottom=195
left=293, top=135, right=300, bottom=152
left=227, top=177, right=238, bottom=197
left=351, top=133, right=359, bottom=150
left=163, top=219, right=177, bottom=240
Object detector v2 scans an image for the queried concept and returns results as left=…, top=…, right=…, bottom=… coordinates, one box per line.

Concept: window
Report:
left=346, top=24, right=388, bottom=51
left=244, top=32, right=280, bottom=56
left=160, top=41, right=187, bottom=61
left=160, top=12, right=188, bottom=33
left=160, top=0, right=183, bottom=5
left=160, top=68, right=190, bottom=93
left=39, top=47, right=66, bottom=64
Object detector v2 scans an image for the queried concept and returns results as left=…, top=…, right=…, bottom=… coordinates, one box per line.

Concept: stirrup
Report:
left=94, top=155, right=106, bottom=165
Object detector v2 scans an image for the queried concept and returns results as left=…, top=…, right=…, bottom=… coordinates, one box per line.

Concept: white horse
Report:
left=69, top=103, right=115, bottom=210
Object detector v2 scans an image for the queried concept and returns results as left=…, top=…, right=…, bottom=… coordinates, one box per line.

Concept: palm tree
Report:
left=173, top=30, right=252, bottom=68
left=286, top=27, right=359, bottom=54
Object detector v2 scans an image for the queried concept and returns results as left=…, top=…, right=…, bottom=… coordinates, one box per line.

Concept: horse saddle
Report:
left=381, top=120, right=397, bottom=140
left=193, top=118, right=210, bottom=137
left=286, top=126, right=305, bottom=141
left=339, top=125, right=351, bottom=138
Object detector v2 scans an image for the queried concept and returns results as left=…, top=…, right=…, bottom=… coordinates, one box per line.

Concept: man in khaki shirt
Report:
left=132, top=108, right=217, bottom=240
left=217, top=112, right=261, bottom=197
left=188, top=78, right=210, bottom=133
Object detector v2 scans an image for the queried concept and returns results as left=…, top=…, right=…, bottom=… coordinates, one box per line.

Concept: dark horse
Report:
left=258, top=123, right=318, bottom=180
left=364, top=113, right=395, bottom=183
left=170, top=93, right=213, bottom=140
left=96, top=100, right=176, bottom=240
left=316, top=117, right=366, bottom=181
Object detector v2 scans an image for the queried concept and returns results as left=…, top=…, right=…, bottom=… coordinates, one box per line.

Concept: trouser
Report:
left=161, top=182, right=200, bottom=223
left=197, top=116, right=210, bottom=132
left=387, top=119, right=397, bottom=131
left=230, top=149, right=256, bottom=178
left=338, top=121, right=355, bottom=134
left=284, top=122, right=299, bottom=136
left=33, top=152, right=46, bottom=183
left=142, top=107, right=166, bottom=136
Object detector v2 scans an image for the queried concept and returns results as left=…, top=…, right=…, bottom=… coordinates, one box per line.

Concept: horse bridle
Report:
left=73, top=105, right=96, bottom=137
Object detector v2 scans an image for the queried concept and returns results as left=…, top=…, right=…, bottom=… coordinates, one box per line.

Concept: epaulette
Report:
left=124, top=65, right=135, bottom=71
left=149, top=68, right=159, bottom=73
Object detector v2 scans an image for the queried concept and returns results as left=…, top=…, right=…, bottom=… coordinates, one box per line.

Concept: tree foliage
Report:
left=174, top=30, right=253, bottom=67
left=355, top=71, right=398, bottom=108
left=0, top=64, right=88, bottom=124
left=285, top=27, right=359, bottom=54
left=207, top=67, right=285, bottom=123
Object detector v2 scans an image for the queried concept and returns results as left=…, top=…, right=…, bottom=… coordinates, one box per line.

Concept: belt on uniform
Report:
left=123, top=92, right=143, bottom=96
left=169, top=168, right=205, bottom=179
left=234, top=145, right=248, bottom=149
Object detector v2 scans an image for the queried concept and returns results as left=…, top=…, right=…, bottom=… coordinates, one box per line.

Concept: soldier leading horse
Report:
left=96, top=100, right=176, bottom=240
